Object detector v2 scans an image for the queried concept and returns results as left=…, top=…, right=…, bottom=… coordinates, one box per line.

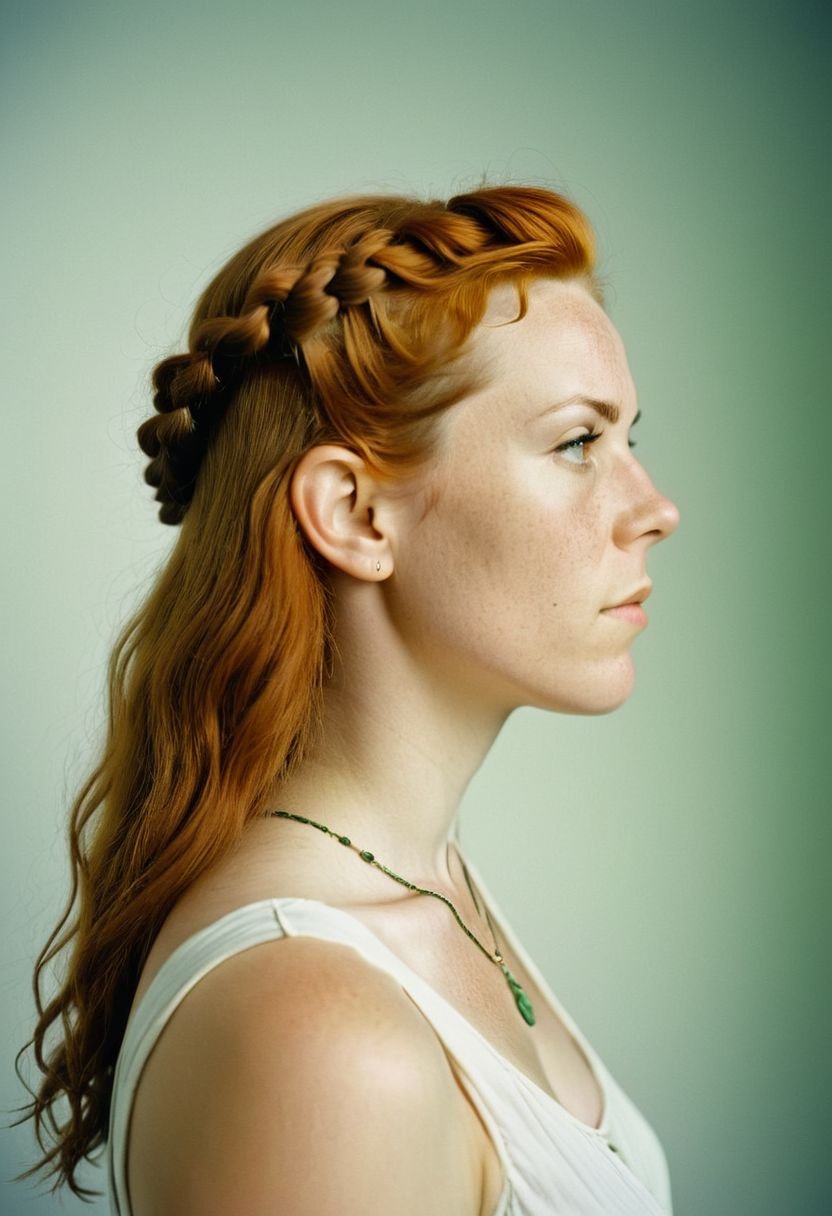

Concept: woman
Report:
left=17, top=184, right=679, bottom=1214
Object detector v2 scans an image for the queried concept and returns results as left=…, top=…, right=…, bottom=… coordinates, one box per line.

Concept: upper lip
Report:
left=605, top=583, right=652, bottom=609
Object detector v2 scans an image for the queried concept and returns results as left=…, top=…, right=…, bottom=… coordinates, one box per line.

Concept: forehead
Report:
left=467, top=277, right=633, bottom=417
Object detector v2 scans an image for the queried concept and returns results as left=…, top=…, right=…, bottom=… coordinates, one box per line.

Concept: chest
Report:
left=351, top=895, right=606, bottom=1132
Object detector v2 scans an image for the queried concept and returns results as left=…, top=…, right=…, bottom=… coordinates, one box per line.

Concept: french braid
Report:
left=137, top=235, right=400, bottom=524
left=137, top=192, right=597, bottom=524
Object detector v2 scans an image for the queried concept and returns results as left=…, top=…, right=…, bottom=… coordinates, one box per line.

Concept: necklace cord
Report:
left=265, top=809, right=536, bottom=1027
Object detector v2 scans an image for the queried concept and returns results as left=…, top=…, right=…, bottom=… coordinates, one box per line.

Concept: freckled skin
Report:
left=382, top=278, right=680, bottom=717
left=273, top=274, right=681, bottom=876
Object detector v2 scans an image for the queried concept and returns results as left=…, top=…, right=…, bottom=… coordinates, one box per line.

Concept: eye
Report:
left=554, top=430, right=603, bottom=465
left=554, top=430, right=638, bottom=465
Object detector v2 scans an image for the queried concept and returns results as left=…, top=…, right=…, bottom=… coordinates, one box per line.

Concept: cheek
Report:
left=450, top=481, right=603, bottom=614
left=541, top=499, right=607, bottom=608
left=407, top=482, right=598, bottom=651
left=386, top=445, right=637, bottom=712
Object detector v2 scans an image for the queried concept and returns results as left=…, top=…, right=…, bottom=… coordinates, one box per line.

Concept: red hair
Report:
left=14, top=183, right=601, bottom=1197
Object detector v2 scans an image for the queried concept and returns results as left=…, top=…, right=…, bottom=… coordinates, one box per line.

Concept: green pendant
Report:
left=505, top=972, right=536, bottom=1026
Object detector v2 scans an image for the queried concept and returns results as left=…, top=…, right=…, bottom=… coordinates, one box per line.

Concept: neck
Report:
left=266, top=652, right=510, bottom=890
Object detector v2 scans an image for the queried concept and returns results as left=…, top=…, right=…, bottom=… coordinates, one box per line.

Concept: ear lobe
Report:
left=289, top=445, right=391, bottom=581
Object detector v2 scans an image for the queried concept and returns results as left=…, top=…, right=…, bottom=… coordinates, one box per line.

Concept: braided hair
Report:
left=137, top=189, right=600, bottom=523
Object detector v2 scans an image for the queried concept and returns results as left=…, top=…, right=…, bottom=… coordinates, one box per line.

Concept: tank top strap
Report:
left=108, top=900, right=294, bottom=1212
left=272, top=896, right=519, bottom=1200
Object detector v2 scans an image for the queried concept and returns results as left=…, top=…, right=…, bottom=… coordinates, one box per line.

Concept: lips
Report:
left=605, top=583, right=652, bottom=610
left=603, top=602, right=648, bottom=625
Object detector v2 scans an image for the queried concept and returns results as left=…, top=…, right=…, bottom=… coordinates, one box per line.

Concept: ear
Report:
left=289, top=444, right=393, bottom=581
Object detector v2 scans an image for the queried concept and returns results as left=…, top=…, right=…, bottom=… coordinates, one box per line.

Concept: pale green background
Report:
left=2, top=1, right=828, bottom=1213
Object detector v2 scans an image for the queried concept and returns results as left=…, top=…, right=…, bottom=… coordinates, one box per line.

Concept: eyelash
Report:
left=554, top=430, right=637, bottom=462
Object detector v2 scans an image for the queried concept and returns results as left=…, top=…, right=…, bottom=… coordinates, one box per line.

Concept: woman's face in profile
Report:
left=384, top=276, right=680, bottom=717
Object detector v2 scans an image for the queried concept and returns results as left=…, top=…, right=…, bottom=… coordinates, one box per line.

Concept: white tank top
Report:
left=107, top=854, right=673, bottom=1215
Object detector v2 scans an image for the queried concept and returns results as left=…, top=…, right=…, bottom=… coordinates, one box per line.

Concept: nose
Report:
left=651, top=493, right=680, bottom=543
left=615, top=467, right=681, bottom=548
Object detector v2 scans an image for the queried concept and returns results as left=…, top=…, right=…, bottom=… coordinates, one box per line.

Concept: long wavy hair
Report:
left=13, top=182, right=602, bottom=1199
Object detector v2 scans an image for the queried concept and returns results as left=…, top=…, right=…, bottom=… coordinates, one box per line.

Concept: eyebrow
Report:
left=538, top=395, right=642, bottom=428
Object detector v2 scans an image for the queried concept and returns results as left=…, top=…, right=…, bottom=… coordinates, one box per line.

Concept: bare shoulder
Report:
left=127, top=934, right=485, bottom=1216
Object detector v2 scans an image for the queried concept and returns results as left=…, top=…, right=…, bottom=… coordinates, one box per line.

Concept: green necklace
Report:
left=266, top=809, right=536, bottom=1027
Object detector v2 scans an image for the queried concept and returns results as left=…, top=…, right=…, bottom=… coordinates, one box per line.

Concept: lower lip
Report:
left=602, top=603, right=648, bottom=626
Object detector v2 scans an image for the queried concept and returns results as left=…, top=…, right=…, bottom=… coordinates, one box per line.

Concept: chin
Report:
left=518, top=656, right=637, bottom=717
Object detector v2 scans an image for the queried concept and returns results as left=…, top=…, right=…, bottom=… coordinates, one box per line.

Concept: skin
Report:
left=127, top=277, right=681, bottom=1215
left=264, top=276, right=680, bottom=889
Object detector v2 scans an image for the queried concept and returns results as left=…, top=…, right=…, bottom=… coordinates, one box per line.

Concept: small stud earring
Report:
left=375, top=560, right=381, bottom=572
